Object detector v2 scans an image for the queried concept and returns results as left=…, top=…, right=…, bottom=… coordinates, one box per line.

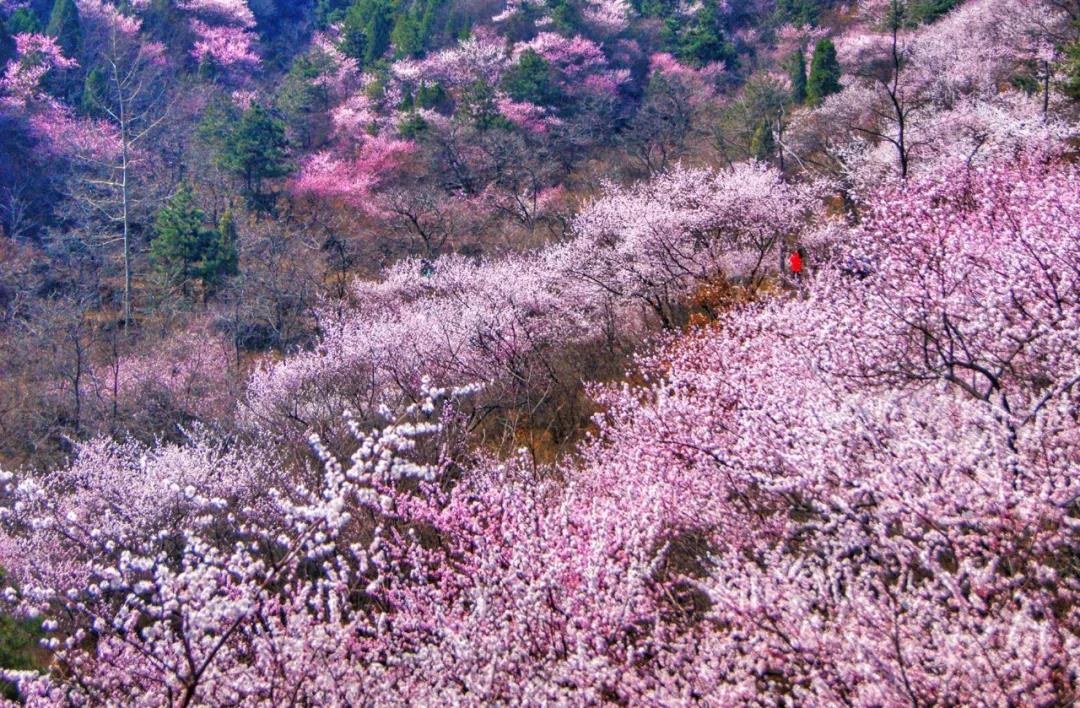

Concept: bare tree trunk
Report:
left=115, top=59, right=133, bottom=328
left=1042, top=60, right=1051, bottom=122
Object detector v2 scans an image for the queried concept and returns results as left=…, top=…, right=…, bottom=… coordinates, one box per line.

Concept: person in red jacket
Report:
left=789, top=249, right=804, bottom=278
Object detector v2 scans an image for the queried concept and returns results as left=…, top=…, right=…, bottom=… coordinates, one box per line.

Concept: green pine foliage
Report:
left=806, top=37, right=841, bottom=106
left=0, top=18, right=13, bottom=67
left=391, top=0, right=442, bottom=58
left=81, top=65, right=108, bottom=116
left=221, top=105, right=292, bottom=197
left=788, top=49, right=807, bottom=104
left=276, top=49, right=336, bottom=149
left=6, top=7, right=44, bottom=35
left=457, top=79, right=511, bottom=131
left=1063, top=40, right=1080, bottom=102
left=749, top=121, right=776, bottom=161
left=397, top=111, right=428, bottom=138
left=773, top=0, right=824, bottom=27
left=678, top=0, right=736, bottom=68
left=339, top=0, right=395, bottom=66
left=46, top=0, right=81, bottom=58
left=150, top=187, right=238, bottom=293
left=500, top=49, right=561, bottom=107
left=713, top=75, right=788, bottom=163
left=908, top=0, right=961, bottom=24
left=0, top=572, right=43, bottom=702
left=416, top=81, right=449, bottom=111
left=546, top=0, right=582, bottom=34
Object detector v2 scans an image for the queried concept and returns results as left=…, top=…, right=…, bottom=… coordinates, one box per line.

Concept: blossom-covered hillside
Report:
left=0, top=0, right=1078, bottom=703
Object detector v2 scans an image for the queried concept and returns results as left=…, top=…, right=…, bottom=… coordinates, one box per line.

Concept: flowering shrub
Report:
left=253, top=161, right=812, bottom=439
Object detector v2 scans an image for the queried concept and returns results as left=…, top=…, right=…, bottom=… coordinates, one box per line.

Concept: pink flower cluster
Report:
left=515, top=32, right=627, bottom=97
left=292, top=134, right=416, bottom=210
left=179, top=0, right=260, bottom=71
left=1, top=33, right=122, bottom=160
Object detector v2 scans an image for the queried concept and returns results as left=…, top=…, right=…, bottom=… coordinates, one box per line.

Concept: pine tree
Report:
left=774, top=0, right=820, bottom=26
left=391, top=12, right=421, bottom=58
left=150, top=186, right=238, bottom=294
left=6, top=7, right=43, bottom=34
left=0, top=17, right=13, bottom=68
left=679, top=0, right=735, bottom=68
left=46, top=0, right=81, bottom=58
left=806, top=38, right=841, bottom=106
left=750, top=121, right=776, bottom=162
left=276, top=50, right=336, bottom=149
left=81, top=65, right=108, bottom=116
left=1060, top=42, right=1080, bottom=104
left=221, top=105, right=292, bottom=200
left=457, top=80, right=509, bottom=131
left=415, top=81, right=448, bottom=111
left=212, top=207, right=240, bottom=286
left=363, top=0, right=393, bottom=65
left=339, top=0, right=394, bottom=66
left=500, top=49, right=560, bottom=106
left=788, top=49, right=807, bottom=104
left=339, top=2, right=369, bottom=62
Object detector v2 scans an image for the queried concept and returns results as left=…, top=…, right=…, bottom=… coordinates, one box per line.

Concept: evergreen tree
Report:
left=362, top=0, right=393, bottom=65
left=457, top=80, right=509, bottom=131
left=196, top=96, right=241, bottom=156
left=213, top=207, right=240, bottom=285
left=339, top=0, right=394, bottom=66
left=314, top=0, right=351, bottom=29
left=416, top=81, right=449, bottom=111
left=397, top=111, right=428, bottom=138
left=150, top=186, right=238, bottom=294
left=0, top=18, right=13, bottom=68
left=276, top=50, right=335, bottom=149
left=788, top=49, right=807, bottom=104
left=0, top=606, right=42, bottom=701
left=81, top=65, right=108, bottom=116
left=909, top=0, right=960, bottom=24
left=774, top=0, right=821, bottom=26
left=750, top=120, right=776, bottom=162
left=7, top=7, right=44, bottom=35
left=221, top=105, right=292, bottom=199
left=500, top=49, right=560, bottom=106
left=46, top=0, right=81, bottom=58
left=392, top=0, right=443, bottom=61
left=547, top=0, right=581, bottom=34
left=339, top=2, right=369, bottom=62
left=806, top=37, right=841, bottom=106
left=1063, top=40, right=1080, bottom=102
left=679, top=0, right=736, bottom=68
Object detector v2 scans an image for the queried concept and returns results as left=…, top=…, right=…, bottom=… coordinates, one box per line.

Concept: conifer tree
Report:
left=416, top=81, right=448, bottom=111
left=750, top=121, right=775, bottom=161
left=221, top=105, right=292, bottom=201
left=339, top=3, right=369, bottom=62
left=363, top=0, right=393, bottom=65
left=806, top=37, right=841, bottom=106
left=0, top=17, right=13, bottom=67
left=500, top=49, right=560, bottom=106
left=6, top=7, right=43, bottom=35
left=457, top=79, right=507, bottom=130
left=339, top=0, right=394, bottom=66
left=1063, top=40, right=1080, bottom=102
left=46, top=0, right=81, bottom=58
left=150, top=187, right=238, bottom=294
left=788, top=49, right=807, bottom=104
left=679, top=0, right=735, bottom=68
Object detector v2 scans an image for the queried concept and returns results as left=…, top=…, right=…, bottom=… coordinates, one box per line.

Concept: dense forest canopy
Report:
left=0, top=0, right=1078, bottom=703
